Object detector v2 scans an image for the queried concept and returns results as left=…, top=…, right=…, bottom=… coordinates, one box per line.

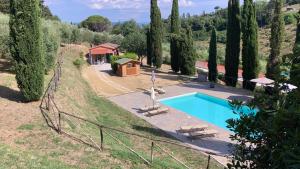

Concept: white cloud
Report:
left=84, top=0, right=194, bottom=10
left=87, top=0, right=144, bottom=10
left=159, top=0, right=194, bottom=7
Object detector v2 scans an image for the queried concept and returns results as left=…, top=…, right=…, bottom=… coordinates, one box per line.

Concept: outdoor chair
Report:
left=176, top=125, right=208, bottom=134
left=139, top=104, right=160, bottom=112
left=146, top=108, right=169, bottom=117
left=154, top=88, right=166, bottom=94
left=188, top=129, right=218, bottom=139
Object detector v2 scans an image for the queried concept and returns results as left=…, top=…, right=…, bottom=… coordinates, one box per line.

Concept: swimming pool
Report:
left=160, top=93, right=252, bottom=130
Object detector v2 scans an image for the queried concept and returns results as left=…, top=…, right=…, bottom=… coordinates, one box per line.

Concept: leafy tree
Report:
left=170, top=0, right=181, bottom=73
left=71, top=28, right=80, bottom=44
left=227, top=84, right=300, bottom=168
left=208, top=27, right=218, bottom=82
left=112, top=20, right=141, bottom=36
left=10, top=0, right=44, bottom=101
left=149, top=0, right=163, bottom=68
left=266, top=0, right=284, bottom=80
left=290, top=11, right=300, bottom=87
left=42, top=26, right=60, bottom=73
left=225, top=0, right=241, bottom=87
left=121, top=32, right=147, bottom=64
left=242, top=0, right=259, bottom=90
left=179, top=27, right=196, bottom=75
left=80, top=15, right=112, bottom=32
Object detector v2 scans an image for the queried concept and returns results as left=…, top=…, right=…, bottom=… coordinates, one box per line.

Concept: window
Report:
left=127, top=63, right=133, bottom=68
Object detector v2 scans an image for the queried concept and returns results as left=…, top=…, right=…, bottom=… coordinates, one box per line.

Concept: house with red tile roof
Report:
left=88, top=43, right=120, bottom=64
left=196, top=61, right=264, bottom=78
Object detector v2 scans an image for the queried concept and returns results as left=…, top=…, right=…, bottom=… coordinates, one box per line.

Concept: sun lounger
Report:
left=146, top=108, right=169, bottom=117
left=177, top=125, right=208, bottom=134
left=154, top=88, right=166, bottom=94
left=188, top=129, right=218, bottom=139
left=139, top=105, right=160, bottom=112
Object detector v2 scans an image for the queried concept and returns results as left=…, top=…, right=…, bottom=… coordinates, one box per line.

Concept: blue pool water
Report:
left=160, top=93, right=253, bottom=130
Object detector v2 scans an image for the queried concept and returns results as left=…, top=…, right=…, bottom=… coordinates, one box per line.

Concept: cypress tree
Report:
left=146, top=28, right=152, bottom=66
left=242, top=0, right=259, bottom=90
left=179, top=27, right=196, bottom=75
left=150, top=0, right=163, bottom=68
left=225, top=0, right=241, bottom=87
left=208, top=27, right=218, bottom=82
left=290, top=11, right=300, bottom=88
left=266, top=0, right=284, bottom=80
left=170, top=0, right=181, bottom=72
left=9, top=0, right=44, bottom=101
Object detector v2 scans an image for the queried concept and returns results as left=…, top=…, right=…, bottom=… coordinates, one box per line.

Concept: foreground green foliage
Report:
left=266, top=0, right=284, bottom=80
left=225, top=0, right=241, bottom=87
left=242, top=0, right=259, bottom=90
left=208, top=28, right=218, bottom=82
left=227, top=85, right=300, bottom=168
left=290, top=11, right=300, bottom=87
left=10, top=0, right=44, bottom=101
left=149, top=0, right=163, bottom=68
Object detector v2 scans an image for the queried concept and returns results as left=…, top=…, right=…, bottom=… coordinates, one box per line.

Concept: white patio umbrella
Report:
left=280, top=83, right=298, bottom=93
left=250, top=77, right=274, bottom=85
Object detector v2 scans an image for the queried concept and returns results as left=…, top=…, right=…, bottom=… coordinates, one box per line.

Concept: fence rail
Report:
left=39, top=45, right=221, bottom=169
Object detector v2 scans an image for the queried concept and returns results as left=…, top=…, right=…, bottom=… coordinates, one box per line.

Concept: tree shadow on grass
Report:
left=0, top=85, right=24, bottom=102
left=132, top=125, right=176, bottom=140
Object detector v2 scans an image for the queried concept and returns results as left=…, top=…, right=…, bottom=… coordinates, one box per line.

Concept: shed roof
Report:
left=115, top=58, right=133, bottom=65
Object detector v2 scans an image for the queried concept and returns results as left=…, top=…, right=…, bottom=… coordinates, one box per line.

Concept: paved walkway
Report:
left=108, top=82, right=253, bottom=166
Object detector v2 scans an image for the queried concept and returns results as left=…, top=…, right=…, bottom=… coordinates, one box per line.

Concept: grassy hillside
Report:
left=0, top=45, right=222, bottom=169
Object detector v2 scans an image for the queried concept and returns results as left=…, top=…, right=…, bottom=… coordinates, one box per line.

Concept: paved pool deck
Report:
left=108, top=82, right=253, bottom=166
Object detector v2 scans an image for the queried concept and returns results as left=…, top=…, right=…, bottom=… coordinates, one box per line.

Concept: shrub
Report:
left=284, top=13, right=296, bottom=25
left=123, top=52, right=138, bottom=60
left=73, top=57, right=85, bottom=69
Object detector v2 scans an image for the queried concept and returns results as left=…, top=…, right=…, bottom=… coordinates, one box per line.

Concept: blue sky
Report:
left=45, top=0, right=228, bottom=23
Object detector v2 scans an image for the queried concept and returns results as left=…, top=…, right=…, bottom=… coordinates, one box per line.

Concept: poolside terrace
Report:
left=109, top=82, right=253, bottom=166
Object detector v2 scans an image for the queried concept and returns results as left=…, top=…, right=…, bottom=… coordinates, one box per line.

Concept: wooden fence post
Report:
left=58, top=112, right=61, bottom=134
left=100, top=127, right=104, bottom=150
left=47, top=94, right=50, bottom=110
left=151, top=142, right=154, bottom=163
left=206, top=155, right=211, bottom=169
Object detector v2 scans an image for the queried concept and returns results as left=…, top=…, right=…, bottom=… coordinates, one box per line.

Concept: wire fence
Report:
left=39, top=45, right=228, bottom=169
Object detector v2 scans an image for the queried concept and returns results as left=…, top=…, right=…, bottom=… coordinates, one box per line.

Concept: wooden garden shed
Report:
left=115, top=58, right=140, bottom=77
